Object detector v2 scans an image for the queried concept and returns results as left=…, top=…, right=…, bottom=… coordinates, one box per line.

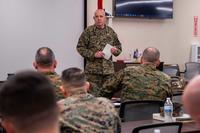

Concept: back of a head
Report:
left=0, top=70, right=59, bottom=132
left=183, top=75, right=200, bottom=122
left=35, top=47, right=55, bottom=67
left=142, top=47, right=160, bottom=63
left=61, top=67, right=86, bottom=89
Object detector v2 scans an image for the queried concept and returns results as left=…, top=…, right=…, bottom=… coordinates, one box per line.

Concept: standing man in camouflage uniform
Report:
left=77, top=9, right=122, bottom=88
left=33, top=47, right=65, bottom=101
left=58, top=67, right=121, bottom=133
left=99, top=47, right=172, bottom=102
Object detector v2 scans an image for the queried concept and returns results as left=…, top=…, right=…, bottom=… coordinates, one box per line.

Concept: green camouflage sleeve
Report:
left=156, top=72, right=173, bottom=99
left=112, top=31, right=122, bottom=56
left=87, top=82, right=101, bottom=97
left=99, top=70, right=124, bottom=99
left=77, top=29, right=96, bottom=61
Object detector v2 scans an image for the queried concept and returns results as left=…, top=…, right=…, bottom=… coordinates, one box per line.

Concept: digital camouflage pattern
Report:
left=86, top=73, right=114, bottom=89
left=77, top=25, right=122, bottom=88
left=59, top=92, right=121, bottom=133
left=43, top=72, right=65, bottom=101
left=87, top=81, right=101, bottom=97
left=99, top=64, right=172, bottom=102
left=77, top=25, right=122, bottom=87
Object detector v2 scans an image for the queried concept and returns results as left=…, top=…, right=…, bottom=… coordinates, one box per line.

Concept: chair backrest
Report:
left=163, top=64, right=180, bottom=77
left=132, top=122, right=182, bottom=133
left=156, top=62, right=164, bottom=71
left=114, top=60, right=126, bottom=72
left=172, top=92, right=182, bottom=104
left=184, top=62, right=200, bottom=81
left=119, top=100, right=164, bottom=122
left=0, top=81, right=5, bottom=88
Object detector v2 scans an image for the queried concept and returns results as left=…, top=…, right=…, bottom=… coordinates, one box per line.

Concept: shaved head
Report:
left=93, top=9, right=106, bottom=29
left=94, top=9, right=106, bottom=16
left=141, top=47, right=160, bottom=66
left=183, top=75, right=200, bottom=122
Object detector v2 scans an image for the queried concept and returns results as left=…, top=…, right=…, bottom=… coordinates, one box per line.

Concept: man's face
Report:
left=93, top=10, right=106, bottom=29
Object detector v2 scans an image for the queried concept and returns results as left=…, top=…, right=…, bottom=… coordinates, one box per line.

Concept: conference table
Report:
left=121, top=119, right=200, bottom=133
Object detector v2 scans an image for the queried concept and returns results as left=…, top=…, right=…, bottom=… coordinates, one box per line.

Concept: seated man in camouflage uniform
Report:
left=33, top=47, right=65, bottom=101
left=99, top=47, right=172, bottom=102
left=0, top=71, right=60, bottom=133
left=58, top=67, right=121, bottom=133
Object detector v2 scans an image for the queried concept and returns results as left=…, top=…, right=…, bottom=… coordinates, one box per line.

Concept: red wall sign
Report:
left=98, top=0, right=103, bottom=9
left=194, top=16, right=198, bottom=37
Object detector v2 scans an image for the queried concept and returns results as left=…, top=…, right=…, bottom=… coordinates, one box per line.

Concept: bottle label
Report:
left=164, top=106, right=173, bottom=112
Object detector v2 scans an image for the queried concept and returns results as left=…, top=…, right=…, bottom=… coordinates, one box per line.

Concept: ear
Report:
left=84, top=82, right=90, bottom=92
left=60, top=86, right=68, bottom=97
left=2, top=119, right=14, bottom=133
left=53, top=60, right=57, bottom=68
left=57, top=99, right=65, bottom=113
left=155, top=59, right=160, bottom=67
left=33, top=62, right=38, bottom=69
left=140, top=56, right=144, bottom=64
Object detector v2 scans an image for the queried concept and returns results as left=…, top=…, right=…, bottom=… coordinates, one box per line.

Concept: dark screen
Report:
left=114, top=0, right=173, bottom=19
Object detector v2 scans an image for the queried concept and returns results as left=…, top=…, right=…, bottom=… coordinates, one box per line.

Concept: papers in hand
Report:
left=103, top=43, right=113, bottom=60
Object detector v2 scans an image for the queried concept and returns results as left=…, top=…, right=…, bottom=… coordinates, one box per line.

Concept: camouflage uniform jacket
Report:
left=43, top=72, right=65, bottom=101
left=99, top=63, right=172, bottom=102
left=59, top=92, right=121, bottom=133
left=77, top=25, right=122, bottom=75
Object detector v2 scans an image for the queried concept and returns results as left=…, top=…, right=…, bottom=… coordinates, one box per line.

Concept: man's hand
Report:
left=95, top=51, right=105, bottom=58
left=111, top=47, right=118, bottom=54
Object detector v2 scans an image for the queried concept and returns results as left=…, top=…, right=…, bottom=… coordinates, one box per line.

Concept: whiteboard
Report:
left=0, top=0, right=84, bottom=80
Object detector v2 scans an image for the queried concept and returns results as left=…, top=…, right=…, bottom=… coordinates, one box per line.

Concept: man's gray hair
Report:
left=35, top=47, right=55, bottom=67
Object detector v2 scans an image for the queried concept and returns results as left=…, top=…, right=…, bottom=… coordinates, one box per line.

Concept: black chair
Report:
left=184, top=62, right=200, bottom=81
left=119, top=100, right=164, bottom=122
left=132, top=122, right=182, bottom=133
left=0, top=81, right=5, bottom=88
left=7, top=73, right=15, bottom=80
left=156, top=62, right=164, bottom=71
left=163, top=64, right=180, bottom=77
left=172, top=92, right=182, bottom=104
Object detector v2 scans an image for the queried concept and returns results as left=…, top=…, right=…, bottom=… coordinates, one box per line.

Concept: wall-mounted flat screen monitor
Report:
left=114, top=0, right=173, bottom=19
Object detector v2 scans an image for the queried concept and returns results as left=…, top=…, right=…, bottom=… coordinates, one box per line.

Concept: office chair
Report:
left=184, top=62, right=200, bottom=81
left=0, top=81, right=5, bottom=88
left=114, top=60, right=126, bottom=72
left=172, top=92, right=183, bottom=104
left=132, top=122, right=182, bottom=133
left=156, top=62, right=164, bottom=71
left=119, top=100, right=164, bottom=122
left=163, top=64, right=180, bottom=77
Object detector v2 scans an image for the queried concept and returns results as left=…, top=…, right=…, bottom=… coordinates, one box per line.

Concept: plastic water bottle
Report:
left=164, top=97, right=173, bottom=122
left=154, top=129, right=160, bottom=133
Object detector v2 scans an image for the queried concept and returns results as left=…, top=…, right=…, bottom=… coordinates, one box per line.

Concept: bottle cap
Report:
left=167, top=97, right=171, bottom=100
left=154, top=129, right=160, bottom=133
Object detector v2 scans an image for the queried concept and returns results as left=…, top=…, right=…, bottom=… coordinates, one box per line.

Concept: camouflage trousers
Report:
left=86, top=73, right=113, bottom=88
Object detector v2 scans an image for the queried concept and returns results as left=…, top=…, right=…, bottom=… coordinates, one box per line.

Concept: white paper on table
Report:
left=103, top=43, right=113, bottom=60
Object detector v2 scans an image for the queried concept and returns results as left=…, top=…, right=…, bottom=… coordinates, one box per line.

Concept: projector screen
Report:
left=0, top=0, right=85, bottom=80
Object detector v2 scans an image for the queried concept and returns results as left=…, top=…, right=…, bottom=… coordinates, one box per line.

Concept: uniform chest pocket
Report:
left=88, top=36, right=103, bottom=50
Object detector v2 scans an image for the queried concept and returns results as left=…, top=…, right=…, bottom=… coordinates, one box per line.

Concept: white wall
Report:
left=87, top=0, right=200, bottom=70
left=0, top=0, right=84, bottom=80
